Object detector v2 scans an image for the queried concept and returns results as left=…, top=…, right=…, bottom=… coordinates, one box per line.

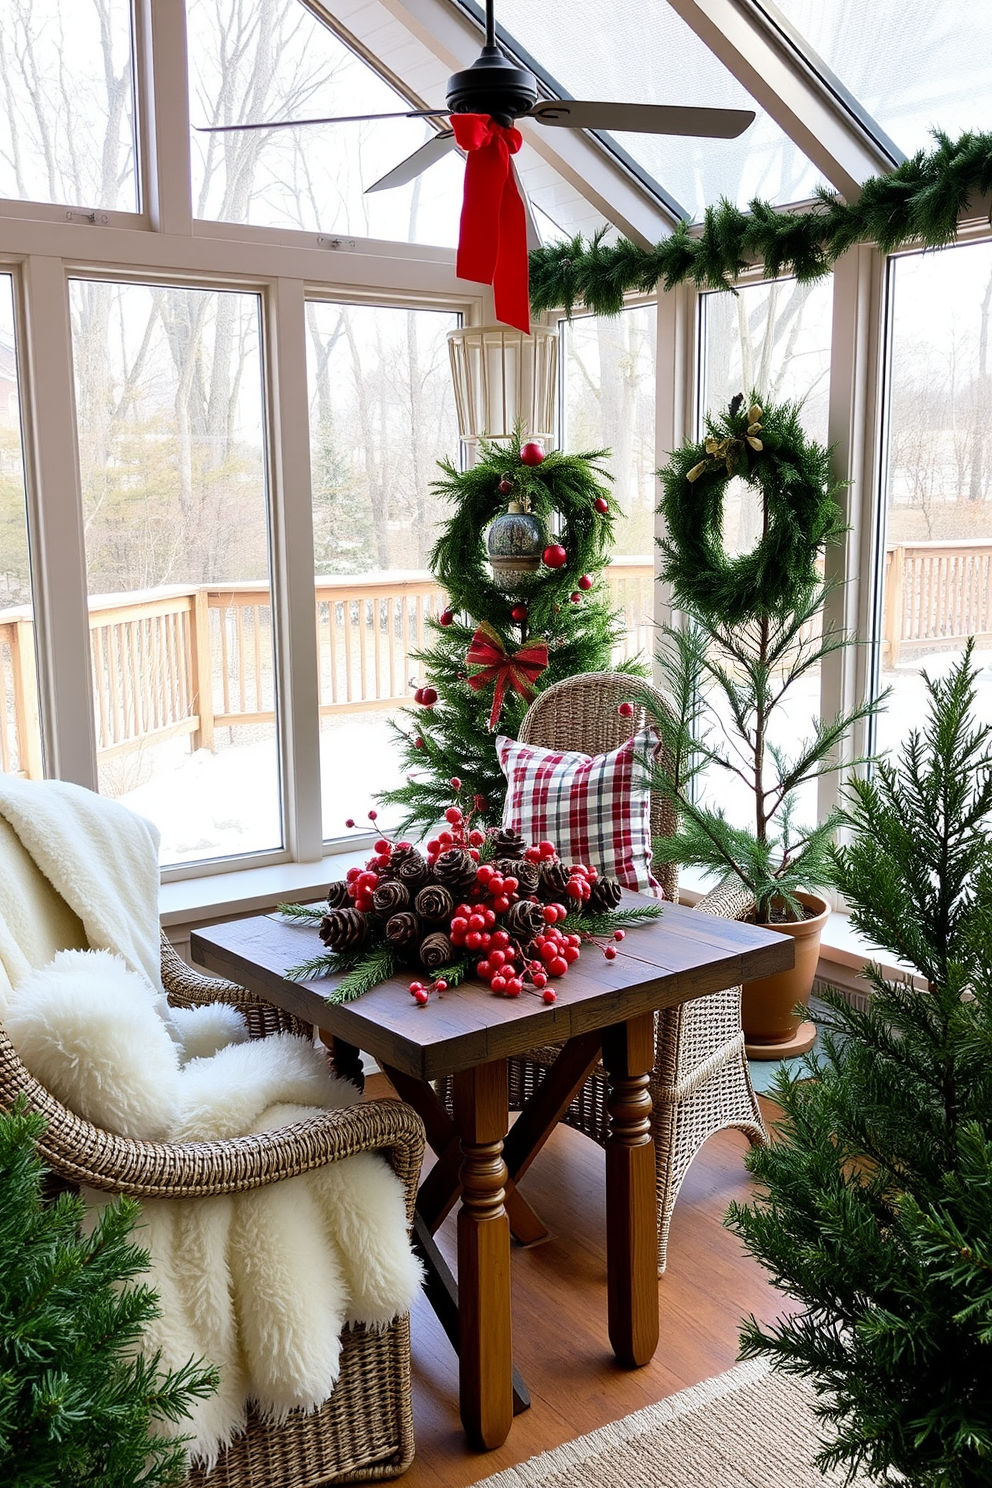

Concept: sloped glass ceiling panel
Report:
left=494, top=0, right=821, bottom=221
left=187, top=0, right=465, bottom=244
left=770, top=0, right=992, bottom=157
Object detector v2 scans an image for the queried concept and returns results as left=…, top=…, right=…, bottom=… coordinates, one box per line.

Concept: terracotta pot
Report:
left=741, top=891, right=830, bottom=1059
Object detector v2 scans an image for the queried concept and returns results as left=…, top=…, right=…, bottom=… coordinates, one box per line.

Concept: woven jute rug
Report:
left=468, top=1358, right=857, bottom=1488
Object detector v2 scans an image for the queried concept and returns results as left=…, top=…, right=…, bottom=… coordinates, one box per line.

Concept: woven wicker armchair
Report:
left=507, top=670, right=767, bottom=1273
left=1, top=931, right=425, bottom=1487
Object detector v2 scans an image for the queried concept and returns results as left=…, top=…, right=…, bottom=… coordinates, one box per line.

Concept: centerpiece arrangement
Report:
left=280, top=783, right=662, bottom=1005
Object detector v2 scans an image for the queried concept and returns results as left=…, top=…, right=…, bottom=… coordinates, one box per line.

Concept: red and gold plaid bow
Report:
left=465, top=623, right=548, bottom=730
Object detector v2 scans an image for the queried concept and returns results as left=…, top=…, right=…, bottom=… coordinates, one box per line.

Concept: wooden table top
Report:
left=191, top=896, right=794, bottom=1082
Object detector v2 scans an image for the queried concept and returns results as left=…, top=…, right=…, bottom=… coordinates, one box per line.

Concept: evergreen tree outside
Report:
left=377, top=434, right=645, bottom=837
left=0, top=1099, right=217, bottom=1487
left=727, top=645, right=992, bottom=1487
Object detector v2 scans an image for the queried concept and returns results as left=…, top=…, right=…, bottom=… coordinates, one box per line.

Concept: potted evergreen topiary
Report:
left=0, top=1098, right=216, bottom=1487
left=644, top=394, right=879, bottom=1056
left=727, top=644, right=992, bottom=1486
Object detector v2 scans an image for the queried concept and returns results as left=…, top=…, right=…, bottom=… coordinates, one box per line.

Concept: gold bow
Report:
left=687, top=404, right=763, bottom=483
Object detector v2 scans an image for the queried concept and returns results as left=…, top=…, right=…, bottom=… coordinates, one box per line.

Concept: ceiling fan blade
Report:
left=510, top=159, right=543, bottom=251
left=194, top=108, right=449, bottom=135
left=527, top=101, right=755, bottom=138
left=365, top=130, right=457, bottom=193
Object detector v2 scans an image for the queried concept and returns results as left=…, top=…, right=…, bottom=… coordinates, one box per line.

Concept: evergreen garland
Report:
left=0, top=1099, right=217, bottom=1487
left=727, top=647, right=992, bottom=1485
left=529, top=130, right=992, bottom=316
left=377, top=433, right=645, bottom=838
left=658, top=395, right=845, bottom=622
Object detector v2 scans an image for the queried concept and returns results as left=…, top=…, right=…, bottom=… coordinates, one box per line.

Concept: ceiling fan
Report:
left=195, top=0, right=755, bottom=198
left=197, top=0, right=754, bottom=330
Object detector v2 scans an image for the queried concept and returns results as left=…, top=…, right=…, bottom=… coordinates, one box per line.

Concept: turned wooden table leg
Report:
left=452, top=1058, right=513, bottom=1451
left=601, top=1013, right=659, bottom=1369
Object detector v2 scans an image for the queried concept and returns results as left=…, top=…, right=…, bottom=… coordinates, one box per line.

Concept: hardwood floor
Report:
left=365, top=1076, right=794, bottom=1488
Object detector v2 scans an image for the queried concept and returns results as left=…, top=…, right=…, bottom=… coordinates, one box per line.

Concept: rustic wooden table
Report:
left=191, top=897, right=792, bottom=1453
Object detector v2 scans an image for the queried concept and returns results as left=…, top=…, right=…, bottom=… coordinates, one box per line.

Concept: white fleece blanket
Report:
left=0, top=781, right=422, bottom=1465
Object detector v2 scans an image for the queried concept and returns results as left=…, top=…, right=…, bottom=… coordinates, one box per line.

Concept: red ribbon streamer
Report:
left=450, top=113, right=530, bottom=334
left=466, top=624, right=548, bottom=730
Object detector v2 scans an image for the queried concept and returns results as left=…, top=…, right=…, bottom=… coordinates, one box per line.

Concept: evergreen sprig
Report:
left=564, top=903, right=664, bottom=937
left=727, top=645, right=992, bottom=1487
left=377, top=431, right=646, bottom=838
left=0, top=1099, right=217, bottom=1487
left=530, top=130, right=992, bottom=316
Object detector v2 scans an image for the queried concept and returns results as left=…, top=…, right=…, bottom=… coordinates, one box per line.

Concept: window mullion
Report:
left=819, top=242, right=887, bottom=822
left=653, top=282, right=696, bottom=652
left=266, top=277, right=322, bottom=863
left=18, top=256, right=98, bottom=789
left=134, top=0, right=193, bottom=234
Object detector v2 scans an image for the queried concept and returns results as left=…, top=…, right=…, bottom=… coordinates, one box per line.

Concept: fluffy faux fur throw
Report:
left=0, top=775, right=162, bottom=1011
left=7, top=951, right=422, bottom=1465
left=0, top=780, right=423, bottom=1465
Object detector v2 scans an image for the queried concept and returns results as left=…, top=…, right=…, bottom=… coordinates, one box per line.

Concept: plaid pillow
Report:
left=495, top=727, right=661, bottom=893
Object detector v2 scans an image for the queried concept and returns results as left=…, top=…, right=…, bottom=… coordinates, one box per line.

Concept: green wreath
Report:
left=657, top=396, right=845, bottom=624
left=431, top=432, right=617, bottom=635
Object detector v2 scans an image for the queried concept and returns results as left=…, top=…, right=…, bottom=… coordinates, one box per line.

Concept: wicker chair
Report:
left=1, top=931, right=424, bottom=1487
left=506, top=670, right=767, bottom=1273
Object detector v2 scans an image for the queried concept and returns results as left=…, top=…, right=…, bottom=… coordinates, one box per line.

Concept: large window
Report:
left=0, top=0, right=137, bottom=211
left=560, top=305, right=657, bottom=663
left=70, top=282, right=280, bottom=867
left=0, top=273, right=40, bottom=779
left=695, top=277, right=833, bottom=828
left=875, top=242, right=992, bottom=757
left=306, top=301, right=460, bottom=836
left=187, top=0, right=462, bottom=245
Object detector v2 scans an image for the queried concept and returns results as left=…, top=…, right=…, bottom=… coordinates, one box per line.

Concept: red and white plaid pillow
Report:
left=495, top=727, right=661, bottom=893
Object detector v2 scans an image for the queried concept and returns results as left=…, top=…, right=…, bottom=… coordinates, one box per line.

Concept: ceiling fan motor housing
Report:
left=446, top=46, right=538, bottom=125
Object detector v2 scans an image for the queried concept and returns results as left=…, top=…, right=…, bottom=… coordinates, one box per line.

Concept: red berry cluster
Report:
left=343, top=817, right=416, bottom=911
left=408, top=976, right=447, bottom=1005
left=424, top=778, right=486, bottom=864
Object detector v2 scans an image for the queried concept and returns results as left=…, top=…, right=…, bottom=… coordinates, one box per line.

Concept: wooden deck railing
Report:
left=0, top=562, right=655, bottom=778
left=5, top=544, right=989, bottom=780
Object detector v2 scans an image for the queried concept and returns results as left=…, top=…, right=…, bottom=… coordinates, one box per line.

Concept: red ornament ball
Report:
left=594, top=497, right=609, bottom=514
left=415, top=736, right=425, bottom=749
left=543, top=544, right=567, bottom=569
left=439, top=609, right=454, bottom=626
left=498, top=479, right=513, bottom=495
left=617, top=701, right=635, bottom=718
left=578, top=574, right=593, bottom=591
left=420, top=686, right=438, bottom=707
left=510, top=603, right=528, bottom=621
left=520, top=441, right=545, bottom=466
left=569, top=592, right=581, bottom=603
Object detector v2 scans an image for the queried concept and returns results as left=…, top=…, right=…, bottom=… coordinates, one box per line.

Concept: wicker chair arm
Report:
left=160, top=932, right=311, bottom=1039
left=693, top=877, right=755, bottom=924
left=1, top=1032, right=424, bottom=1212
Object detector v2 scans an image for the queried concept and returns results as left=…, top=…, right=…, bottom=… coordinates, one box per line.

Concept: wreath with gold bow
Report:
left=657, top=394, right=845, bottom=624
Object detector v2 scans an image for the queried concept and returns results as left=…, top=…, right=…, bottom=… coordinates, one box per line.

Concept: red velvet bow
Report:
left=466, top=623, right=548, bottom=730
left=450, top=113, right=530, bottom=334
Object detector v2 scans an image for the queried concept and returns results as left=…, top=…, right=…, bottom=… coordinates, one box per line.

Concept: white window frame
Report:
left=1, top=0, right=485, bottom=883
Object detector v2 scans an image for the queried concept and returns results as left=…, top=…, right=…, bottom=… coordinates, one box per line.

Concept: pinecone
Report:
left=384, top=911, right=421, bottom=950
left=391, top=845, right=430, bottom=891
left=539, top=859, right=571, bottom=899
left=372, top=879, right=411, bottom=917
left=433, top=848, right=478, bottom=895
left=496, top=857, right=540, bottom=895
left=415, top=883, right=455, bottom=924
left=325, top=880, right=351, bottom=909
left=490, top=826, right=526, bottom=859
left=318, top=907, right=369, bottom=952
left=505, top=899, right=546, bottom=941
left=588, top=876, right=623, bottom=913
left=419, top=930, right=453, bottom=973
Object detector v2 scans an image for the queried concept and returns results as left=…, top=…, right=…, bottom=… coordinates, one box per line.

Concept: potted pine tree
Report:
left=645, top=395, right=878, bottom=1056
